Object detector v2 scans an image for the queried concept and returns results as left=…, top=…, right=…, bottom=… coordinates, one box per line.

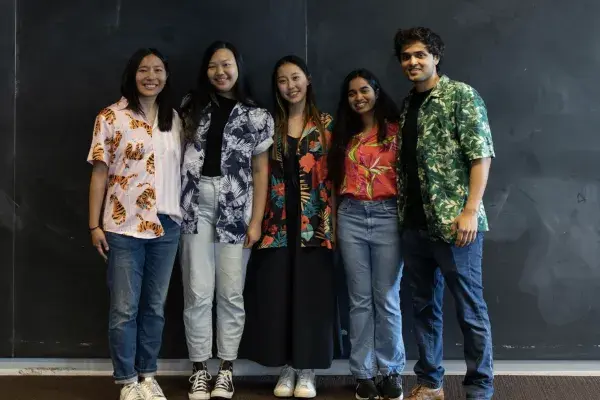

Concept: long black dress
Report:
left=242, top=135, right=335, bottom=369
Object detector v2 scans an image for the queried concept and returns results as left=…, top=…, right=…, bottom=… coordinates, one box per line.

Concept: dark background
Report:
left=2, top=0, right=599, bottom=361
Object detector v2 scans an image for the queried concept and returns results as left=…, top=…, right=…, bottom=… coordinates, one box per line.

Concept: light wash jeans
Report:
left=337, top=197, right=405, bottom=379
left=180, top=176, right=251, bottom=362
left=105, top=214, right=180, bottom=384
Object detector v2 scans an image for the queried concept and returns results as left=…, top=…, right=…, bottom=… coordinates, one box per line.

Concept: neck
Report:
left=138, top=96, right=157, bottom=119
left=288, top=99, right=306, bottom=119
left=361, top=111, right=375, bottom=132
left=414, top=72, right=440, bottom=93
left=218, top=90, right=236, bottom=100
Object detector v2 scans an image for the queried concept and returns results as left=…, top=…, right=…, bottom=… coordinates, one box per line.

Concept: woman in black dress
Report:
left=242, top=55, right=336, bottom=398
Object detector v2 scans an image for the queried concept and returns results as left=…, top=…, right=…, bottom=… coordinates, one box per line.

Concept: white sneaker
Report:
left=273, top=365, right=296, bottom=397
left=139, top=377, right=167, bottom=399
left=294, top=369, right=316, bottom=398
left=120, top=382, right=144, bottom=400
left=211, top=363, right=234, bottom=399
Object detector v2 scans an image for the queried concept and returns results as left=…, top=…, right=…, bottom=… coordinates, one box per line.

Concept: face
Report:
left=207, top=48, right=239, bottom=94
left=136, top=54, right=167, bottom=98
left=347, top=77, right=377, bottom=115
left=400, top=41, right=439, bottom=83
left=276, top=63, right=310, bottom=105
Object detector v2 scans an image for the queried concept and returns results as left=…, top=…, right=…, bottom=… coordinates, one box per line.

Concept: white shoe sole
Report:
left=273, top=388, right=294, bottom=398
left=294, top=389, right=316, bottom=398
left=188, top=392, right=211, bottom=400
left=211, top=389, right=234, bottom=399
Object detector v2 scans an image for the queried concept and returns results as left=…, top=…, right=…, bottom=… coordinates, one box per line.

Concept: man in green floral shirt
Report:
left=394, top=27, right=495, bottom=400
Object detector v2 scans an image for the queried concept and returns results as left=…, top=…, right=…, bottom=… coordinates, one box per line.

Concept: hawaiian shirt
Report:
left=257, top=113, right=334, bottom=249
left=180, top=101, right=274, bottom=244
left=340, top=122, right=399, bottom=200
left=87, top=97, right=182, bottom=239
left=397, top=75, right=496, bottom=243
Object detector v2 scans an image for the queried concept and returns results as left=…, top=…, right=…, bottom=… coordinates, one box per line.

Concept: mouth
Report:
left=354, top=101, right=368, bottom=110
left=142, top=83, right=159, bottom=90
left=214, top=77, right=229, bottom=85
left=409, top=68, right=421, bottom=74
left=287, top=91, right=301, bottom=99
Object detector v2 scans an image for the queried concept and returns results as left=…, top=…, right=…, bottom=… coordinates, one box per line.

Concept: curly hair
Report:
left=394, top=27, right=445, bottom=71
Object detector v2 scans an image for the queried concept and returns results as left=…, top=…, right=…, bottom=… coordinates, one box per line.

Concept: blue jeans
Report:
left=105, top=214, right=180, bottom=384
left=337, top=197, right=405, bottom=379
left=402, top=229, right=494, bottom=399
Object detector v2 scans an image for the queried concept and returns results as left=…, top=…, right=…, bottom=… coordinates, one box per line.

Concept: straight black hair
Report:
left=120, top=47, right=174, bottom=132
left=327, top=68, right=400, bottom=192
left=181, top=40, right=256, bottom=140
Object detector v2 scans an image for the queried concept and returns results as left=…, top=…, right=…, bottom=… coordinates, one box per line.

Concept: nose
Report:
left=215, top=65, right=225, bottom=76
left=410, top=56, right=419, bottom=66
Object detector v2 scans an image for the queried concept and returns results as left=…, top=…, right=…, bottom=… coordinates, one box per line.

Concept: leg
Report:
left=180, top=229, right=216, bottom=362
left=136, top=214, right=181, bottom=377
left=369, top=200, right=405, bottom=377
left=434, top=233, right=493, bottom=399
left=215, top=243, right=251, bottom=360
left=403, top=229, right=445, bottom=389
left=105, top=232, right=145, bottom=384
left=337, top=200, right=376, bottom=380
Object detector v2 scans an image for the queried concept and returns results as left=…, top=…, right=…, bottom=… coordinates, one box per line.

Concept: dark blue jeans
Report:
left=105, top=214, right=180, bottom=384
left=402, top=229, right=493, bottom=400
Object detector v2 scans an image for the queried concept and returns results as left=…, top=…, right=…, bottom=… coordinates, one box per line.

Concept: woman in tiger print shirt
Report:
left=87, top=48, right=182, bottom=400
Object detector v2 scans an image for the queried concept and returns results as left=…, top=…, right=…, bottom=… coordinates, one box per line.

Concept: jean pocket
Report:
left=380, top=200, right=398, bottom=216
left=338, top=200, right=352, bottom=214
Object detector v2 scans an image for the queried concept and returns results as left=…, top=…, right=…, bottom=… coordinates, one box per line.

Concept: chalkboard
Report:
left=6, top=0, right=600, bottom=361
left=308, top=0, right=600, bottom=360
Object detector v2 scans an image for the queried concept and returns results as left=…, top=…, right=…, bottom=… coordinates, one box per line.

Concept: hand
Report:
left=91, top=228, right=109, bottom=261
left=451, top=209, right=478, bottom=247
left=244, top=222, right=261, bottom=249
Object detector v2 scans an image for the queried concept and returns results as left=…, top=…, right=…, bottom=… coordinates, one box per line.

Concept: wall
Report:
left=1, top=0, right=599, bottom=361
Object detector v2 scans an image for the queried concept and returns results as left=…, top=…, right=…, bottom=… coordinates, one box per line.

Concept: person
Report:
left=179, top=40, right=274, bottom=400
left=393, top=27, right=495, bottom=400
left=327, top=69, right=405, bottom=400
left=242, top=55, right=335, bottom=399
left=87, top=47, right=182, bottom=400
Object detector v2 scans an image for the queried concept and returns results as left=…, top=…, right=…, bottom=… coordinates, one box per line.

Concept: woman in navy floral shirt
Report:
left=179, top=41, right=274, bottom=400
left=242, top=55, right=336, bottom=399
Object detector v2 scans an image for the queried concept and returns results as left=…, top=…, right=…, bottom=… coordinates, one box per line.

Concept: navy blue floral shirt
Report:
left=180, top=101, right=274, bottom=244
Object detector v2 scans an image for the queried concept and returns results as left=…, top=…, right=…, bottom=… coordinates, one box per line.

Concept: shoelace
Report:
left=123, top=383, right=144, bottom=400
left=214, top=370, right=232, bottom=391
left=296, top=370, right=314, bottom=388
left=144, top=380, right=165, bottom=397
left=277, top=367, right=295, bottom=388
left=189, top=370, right=212, bottom=392
left=411, top=384, right=426, bottom=396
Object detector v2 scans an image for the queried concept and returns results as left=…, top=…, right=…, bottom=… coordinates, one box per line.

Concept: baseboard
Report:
left=0, top=359, right=599, bottom=377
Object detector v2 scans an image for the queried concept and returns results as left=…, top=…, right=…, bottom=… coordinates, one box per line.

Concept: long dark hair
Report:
left=271, top=55, right=327, bottom=158
left=181, top=40, right=256, bottom=141
left=327, top=69, right=400, bottom=192
left=120, top=48, right=175, bottom=132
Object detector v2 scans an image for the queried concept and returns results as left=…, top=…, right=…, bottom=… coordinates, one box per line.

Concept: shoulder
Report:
left=442, top=76, right=483, bottom=102
left=318, top=112, right=333, bottom=130
left=245, top=105, right=274, bottom=127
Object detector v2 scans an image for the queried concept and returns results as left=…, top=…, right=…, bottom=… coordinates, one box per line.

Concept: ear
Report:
left=433, top=55, right=440, bottom=66
left=307, top=75, right=312, bottom=86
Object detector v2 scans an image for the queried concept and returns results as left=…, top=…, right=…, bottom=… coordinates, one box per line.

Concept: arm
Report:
left=453, top=86, right=495, bottom=246
left=245, top=151, right=269, bottom=248
left=89, top=161, right=109, bottom=260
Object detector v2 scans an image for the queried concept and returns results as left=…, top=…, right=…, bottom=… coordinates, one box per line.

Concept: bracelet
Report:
left=89, top=226, right=100, bottom=231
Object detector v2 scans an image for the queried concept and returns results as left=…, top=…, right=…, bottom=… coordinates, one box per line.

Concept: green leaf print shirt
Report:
left=397, top=75, right=496, bottom=243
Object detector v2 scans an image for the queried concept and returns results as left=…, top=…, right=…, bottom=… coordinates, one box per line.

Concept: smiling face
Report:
left=135, top=54, right=167, bottom=98
left=276, top=62, right=309, bottom=105
left=347, top=77, right=377, bottom=115
left=400, top=40, right=440, bottom=88
left=207, top=48, right=239, bottom=96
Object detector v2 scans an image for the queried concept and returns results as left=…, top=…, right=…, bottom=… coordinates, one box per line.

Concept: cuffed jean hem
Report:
left=465, top=389, right=494, bottom=400
left=351, top=369, right=378, bottom=380
left=379, top=365, right=405, bottom=376
left=115, top=374, right=138, bottom=385
left=416, top=377, right=443, bottom=390
left=189, top=354, right=212, bottom=363
left=217, top=353, right=238, bottom=361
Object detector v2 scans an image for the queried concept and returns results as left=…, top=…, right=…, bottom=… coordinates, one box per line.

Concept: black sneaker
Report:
left=378, top=374, right=403, bottom=400
left=188, top=362, right=211, bottom=400
left=356, top=378, right=380, bottom=400
left=211, top=360, right=234, bottom=399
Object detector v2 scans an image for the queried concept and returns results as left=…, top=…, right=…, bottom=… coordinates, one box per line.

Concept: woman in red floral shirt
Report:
left=242, top=55, right=336, bottom=399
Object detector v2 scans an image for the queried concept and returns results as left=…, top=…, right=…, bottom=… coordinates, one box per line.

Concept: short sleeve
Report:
left=456, top=85, right=495, bottom=161
left=86, top=110, right=113, bottom=165
left=252, top=109, right=275, bottom=156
